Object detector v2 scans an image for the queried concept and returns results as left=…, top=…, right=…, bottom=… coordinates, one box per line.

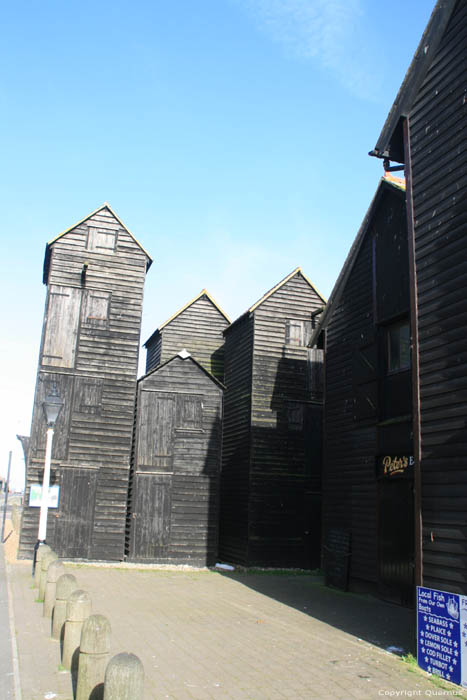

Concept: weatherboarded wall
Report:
left=219, top=313, right=254, bottom=564
left=409, top=1, right=467, bottom=593
left=322, top=182, right=411, bottom=602
left=127, top=354, right=223, bottom=565
left=145, top=294, right=229, bottom=381
left=19, top=206, right=150, bottom=560
left=220, top=270, right=324, bottom=568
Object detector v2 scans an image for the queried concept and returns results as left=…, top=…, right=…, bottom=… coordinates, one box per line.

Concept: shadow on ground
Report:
left=217, top=571, right=415, bottom=655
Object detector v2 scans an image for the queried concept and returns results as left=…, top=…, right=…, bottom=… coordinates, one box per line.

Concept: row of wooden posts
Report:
left=35, top=545, right=144, bottom=699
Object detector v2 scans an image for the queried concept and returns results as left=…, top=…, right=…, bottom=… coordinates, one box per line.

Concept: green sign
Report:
left=29, top=484, right=60, bottom=508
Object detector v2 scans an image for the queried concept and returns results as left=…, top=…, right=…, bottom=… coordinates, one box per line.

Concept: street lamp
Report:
left=32, top=383, right=64, bottom=574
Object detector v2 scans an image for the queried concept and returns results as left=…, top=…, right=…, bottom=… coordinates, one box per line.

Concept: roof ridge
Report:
left=143, top=289, right=230, bottom=346
left=248, top=267, right=326, bottom=314
left=138, top=352, right=225, bottom=389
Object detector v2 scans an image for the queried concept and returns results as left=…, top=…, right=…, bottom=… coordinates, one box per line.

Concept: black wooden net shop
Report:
left=19, top=204, right=152, bottom=561
left=219, top=267, right=325, bottom=569
left=127, top=351, right=223, bottom=565
left=144, top=289, right=230, bottom=383
left=369, top=0, right=467, bottom=596
left=311, top=176, right=414, bottom=605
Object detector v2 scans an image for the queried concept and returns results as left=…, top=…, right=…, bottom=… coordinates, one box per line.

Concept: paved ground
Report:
left=6, top=538, right=467, bottom=700
left=0, top=535, right=16, bottom=699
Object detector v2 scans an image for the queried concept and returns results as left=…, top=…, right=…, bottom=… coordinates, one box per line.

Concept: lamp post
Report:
left=32, top=383, right=64, bottom=574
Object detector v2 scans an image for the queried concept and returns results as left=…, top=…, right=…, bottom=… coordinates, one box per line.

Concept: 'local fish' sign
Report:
left=417, top=586, right=467, bottom=686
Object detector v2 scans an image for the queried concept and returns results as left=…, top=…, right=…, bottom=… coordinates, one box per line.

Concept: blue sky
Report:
left=0, top=0, right=434, bottom=488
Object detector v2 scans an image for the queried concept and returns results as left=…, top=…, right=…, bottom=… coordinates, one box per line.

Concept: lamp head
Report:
left=42, top=384, right=64, bottom=428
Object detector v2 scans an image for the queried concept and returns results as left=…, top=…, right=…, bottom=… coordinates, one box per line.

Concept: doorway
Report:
left=378, top=478, right=414, bottom=606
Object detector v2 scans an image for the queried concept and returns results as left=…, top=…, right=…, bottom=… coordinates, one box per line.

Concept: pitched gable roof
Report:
left=369, top=0, right=458, bottom=163
left=138, top=350, right=225, bottom=390
left=249, top=266, right=326, bottom=312
left=309, top=176, right=406, bottom=347
left=143, top=289, right=230, bottom=347
left=226, top=267, right=326, bottom=332
left=43, top=203, right=153, bottom=283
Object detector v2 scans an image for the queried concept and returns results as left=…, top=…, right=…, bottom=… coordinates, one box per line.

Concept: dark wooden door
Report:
left=137, top=392, right=175, bottom=471
left=130, top=474, right=171, bottom=559
left=378, top=479, right=414, bottom=606
left=54, top=469, right=97, bottom=558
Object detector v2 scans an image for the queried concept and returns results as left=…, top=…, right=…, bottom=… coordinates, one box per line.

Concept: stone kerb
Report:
left=62, top=589, right=92, bottom=671
left=103, top=653, right=144, bottom=700
left=52, top=573, right=78, bottom=640
left=39, top=550, right=58, bottom=601
left=76, top=614, right=111, bottom=700
left=43, top=559, right=66, bottom=618
left=34, top=544, right=52, bottom=587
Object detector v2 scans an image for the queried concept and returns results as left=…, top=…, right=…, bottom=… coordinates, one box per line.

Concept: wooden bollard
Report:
left=52, top=574, right=78, bottom=640
left=104, top=653, right=144, bottom=699
left=76, top=614, right=111, bottom=700
left=43, top=560, right=65, bottom=618
left=33, top=544, right=51, bottom=587
left=62, top=590, right=92, bottom=670
left=38, top=550, right=58, bottom=601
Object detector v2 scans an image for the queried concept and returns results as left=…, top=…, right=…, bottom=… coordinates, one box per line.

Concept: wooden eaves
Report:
left=308, top=176, right=406, bottom=348
left=42, top=202, right=153, bottom=284
left=143, top=289, right=231, bottom=348
left=226, top=266, right=326, bottom=333
left=138, top=349, right=226, bottom=390
left=369, top=0, right=458, bottom=164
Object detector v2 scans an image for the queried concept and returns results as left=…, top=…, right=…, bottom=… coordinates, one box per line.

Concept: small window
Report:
left=387, top=322, right=410, bottom=373
left=82, top=292, right=111, bottom=328
left=307, top=347, right=324, bottom=397
left=87, top=227, right=117, bottom=252
left=177, top=395, right=202, bottom=430
left=285, top=320, right=312, bottom=347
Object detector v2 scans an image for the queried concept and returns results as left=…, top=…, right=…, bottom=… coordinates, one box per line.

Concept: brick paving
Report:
left=6, top=551, right=467, bottom=700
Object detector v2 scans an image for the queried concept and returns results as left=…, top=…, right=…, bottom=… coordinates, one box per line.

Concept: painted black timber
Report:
left=320, top=182, right=411, bottom=599
left=145, top=294, right=229, bottom=381
left=128, top=354, right=223, bottom=565
left=220, top=270, right=325, bottom=567
left=19, top=206, right=150, bottom=560
left=409, top=0, right=467, bottom=594
left=370, top=0, right=459, bottom=163
left=219, top=313, right=254, bottom=564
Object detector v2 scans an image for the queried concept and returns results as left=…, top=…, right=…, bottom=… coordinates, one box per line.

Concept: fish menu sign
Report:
left=417, top=586, right=467, bottom=686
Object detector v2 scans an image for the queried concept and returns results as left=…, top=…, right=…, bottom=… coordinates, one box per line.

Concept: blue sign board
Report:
left=417, top=586, right=467, bottom=686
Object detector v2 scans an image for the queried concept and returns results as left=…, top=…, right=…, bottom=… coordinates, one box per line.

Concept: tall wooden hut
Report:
left=219, top=267, right=325, bottom=568
left=144, top=290, right=230, bottom=382
left=311, top=176, right=412, bottom=604
left=127, top=351, right=223, bottom=565
left=369, top=0, right=467, bottom=595
left=19, top=204, right=151, bottom=560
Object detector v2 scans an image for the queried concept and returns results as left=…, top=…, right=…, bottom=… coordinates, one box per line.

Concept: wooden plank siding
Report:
left=220, top=270, right=325, bottom=567
left=128, top=354, right=223, bottom=565
left=219, top=314, right=254, bottom=564
left=323, top=223, right=379, bottom=588
left=409, top=0, right=467, bottom=593
left=145, top=294, right=229, bottom=381
left=19, top=206, right=150, bottom=560
left=250, top=274, right=324, bottom=567
left=320, top=181, right=410, bottom=598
